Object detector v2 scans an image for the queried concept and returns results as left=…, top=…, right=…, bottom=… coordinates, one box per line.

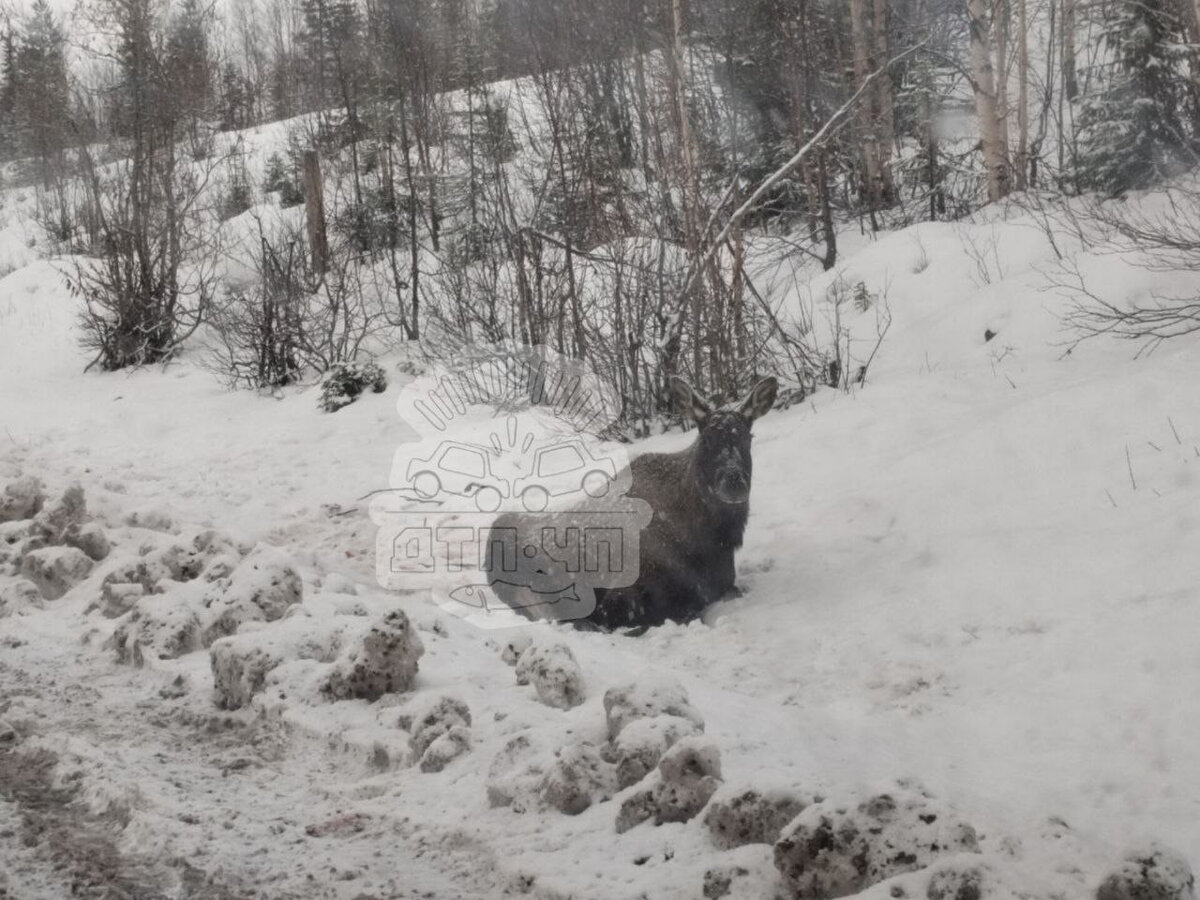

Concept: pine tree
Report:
left=297, top=0, right=361, bottom=112
left=220, top=61, right=249, bottom=131
left=166, top=0, right=215, bottom=138
left=0, top=25, right=17, bottom=160
left=9, top=0, right=71, bottom=184
left=1075, top=0, right=1191, bottom=195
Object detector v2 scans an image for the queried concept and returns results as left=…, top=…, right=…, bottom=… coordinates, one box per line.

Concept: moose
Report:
left=484, top=375, right=778, bottom=632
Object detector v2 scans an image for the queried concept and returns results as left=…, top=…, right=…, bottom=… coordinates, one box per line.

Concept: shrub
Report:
left=262, top=152, right=304, bottom=208
left=220, top=171, right=255, bottom=222
left=319, top=362, right=387, bottom=412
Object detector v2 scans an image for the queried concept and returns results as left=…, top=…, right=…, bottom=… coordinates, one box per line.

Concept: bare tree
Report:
left=70, top=0, right=223, bottom=371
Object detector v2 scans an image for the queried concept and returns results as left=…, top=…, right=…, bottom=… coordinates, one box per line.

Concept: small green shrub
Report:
left=262, top=152, right=304, bottom=208
left=220, top=172, right=255, bottom=221
left=319, top=361, right=388, bottom=412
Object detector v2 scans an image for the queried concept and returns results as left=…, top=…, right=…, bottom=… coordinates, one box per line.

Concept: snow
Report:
left=3, top=168, right=1200, bottom=897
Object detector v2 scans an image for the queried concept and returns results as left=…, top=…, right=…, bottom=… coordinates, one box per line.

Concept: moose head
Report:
left=669, top=375, right=778, bottom=507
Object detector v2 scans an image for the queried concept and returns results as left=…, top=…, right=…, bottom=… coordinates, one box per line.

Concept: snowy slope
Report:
left=1, top=194, right=1199, bottom=898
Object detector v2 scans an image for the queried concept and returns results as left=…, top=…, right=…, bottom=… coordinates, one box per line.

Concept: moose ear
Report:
left=738, top=377, right=778, bottom=422
left=669, top=375, right=713, bottom=427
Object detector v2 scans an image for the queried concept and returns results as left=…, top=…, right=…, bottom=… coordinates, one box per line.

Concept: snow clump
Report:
left=514, top=640, right=585, bottom=709
left=772, top=786, right=980, bottom=900
left=323, top=608, right=424, bottom=701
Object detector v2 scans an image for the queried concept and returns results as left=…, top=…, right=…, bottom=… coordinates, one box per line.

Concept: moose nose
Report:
left=719, top=468, right=749, bottom=498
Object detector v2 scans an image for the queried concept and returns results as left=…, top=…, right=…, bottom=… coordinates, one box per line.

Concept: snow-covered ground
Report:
left=2, top=188, right=1199, bottom=899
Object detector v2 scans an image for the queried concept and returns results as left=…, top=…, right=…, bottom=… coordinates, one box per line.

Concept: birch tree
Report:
left=967, top=0, right=1010, bottom=201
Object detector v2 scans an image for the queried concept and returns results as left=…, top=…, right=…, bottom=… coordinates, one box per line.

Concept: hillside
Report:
left=2, top=167, right=1199, bottom=897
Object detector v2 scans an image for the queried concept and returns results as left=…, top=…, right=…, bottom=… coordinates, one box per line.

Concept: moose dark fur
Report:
left=486, top=376, right=778, bottom=632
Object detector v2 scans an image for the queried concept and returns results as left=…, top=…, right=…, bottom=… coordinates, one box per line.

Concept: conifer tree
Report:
left=1075, top=0, right=1191, bottom=194
left=9, top=0, right=71, bottom=185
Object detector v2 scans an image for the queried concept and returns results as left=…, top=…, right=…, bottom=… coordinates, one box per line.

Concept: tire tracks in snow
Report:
left=0, top=654, right=503, bottom=899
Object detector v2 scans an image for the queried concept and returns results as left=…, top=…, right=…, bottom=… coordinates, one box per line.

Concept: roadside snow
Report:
left=2, top=195, right=1199, bottom=898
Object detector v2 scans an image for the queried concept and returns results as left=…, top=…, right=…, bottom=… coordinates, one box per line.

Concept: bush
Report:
left=262, top=152, right=304, bottom=208
left=220, top=171, right=255, bottom=222
left=334, top=189, right=399, bottom=253
left=207, top=228, right=310, bottom=389
left=319, top=362, right=388, bottom=412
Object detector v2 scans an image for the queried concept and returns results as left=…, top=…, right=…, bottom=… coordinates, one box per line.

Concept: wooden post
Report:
left=302, top=150, right=329, bottom=277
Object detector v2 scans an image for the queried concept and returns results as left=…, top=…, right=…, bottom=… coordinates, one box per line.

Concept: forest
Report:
left=1, top=0, right=1198, bottom=426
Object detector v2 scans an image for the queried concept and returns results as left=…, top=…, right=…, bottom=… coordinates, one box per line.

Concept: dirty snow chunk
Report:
left=925, top=858, right=990, bottom=900
left=31, top=483, right=88, bottom=545
left=202, top=543, right=302, bottom=644
left=603, top=677, right=704, bottom=740
left=655, top=737, right=723, bottom=822
left=203, top=554, right=239, bottom=583
left=0, top=520, right=31, bottom=563
left=123, top=506, right=176, bottom=533
left=218, top=543, right=301, bottom=617
left=610, top=713, right=703, bottom=788
left=101, top=557, right=171, bottom=597
left=703, top=845, right=788, bottom=900
left=324, top=609, right=424, bottom=701
left=405, top=696, right=472, bottom=759
left=500, top=632, right=533, bottom=666
left=67, top=523, right=110, bottom=561
left=0, top=476, right=45, bottom=523
left=487, top=733, right=552, bottom=813
left=1096, top=844, right=1196, bottom=900
left=538, top=742, right=617, bottom=815
left=0, top=578, right=43, bottom=617
left=419, top=727, right=471, bottom=773
left=514, top=641, right=585, bottom=709
left=156, top=530, right=240, bottom=583
left=211, top=621, right=345, bottom=709
left=773, top=788, right=980, bottom=900
left=211, top=638, right=284, bottom=710
left=20, top=546, right=94, bottom=599
left=155, top=544, right=207, bottom=583
left=334, top=599, right=369, bottom=616
left=616, top=788, right=658, bottom=833
left=90, top=581, right=146, bottom=618
left=705, top=787, right=813, bottom=850
left=109, top=596, right=203, bottom=667
left=616, top=737, right=723, bottom=833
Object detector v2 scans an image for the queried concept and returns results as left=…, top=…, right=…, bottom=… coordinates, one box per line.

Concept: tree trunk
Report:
left=668, top=0, right=703, bottom=382
left=302, top=150, right=329, bottom=277
left=917, top=0, right=942, bottom=217
left=1180, top=0, right=1200, bottom=135
left=1015, top=0, right=1029, bottom=190
left=871, top=0, right=896, bottom=202
left=1062, top=0, right=1078, bottom=101
left=849, top=0, right=883, bottom=213
left=994, top=0, right=1011, bottom=167
left=968, top=0, right=1010, bottom=202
